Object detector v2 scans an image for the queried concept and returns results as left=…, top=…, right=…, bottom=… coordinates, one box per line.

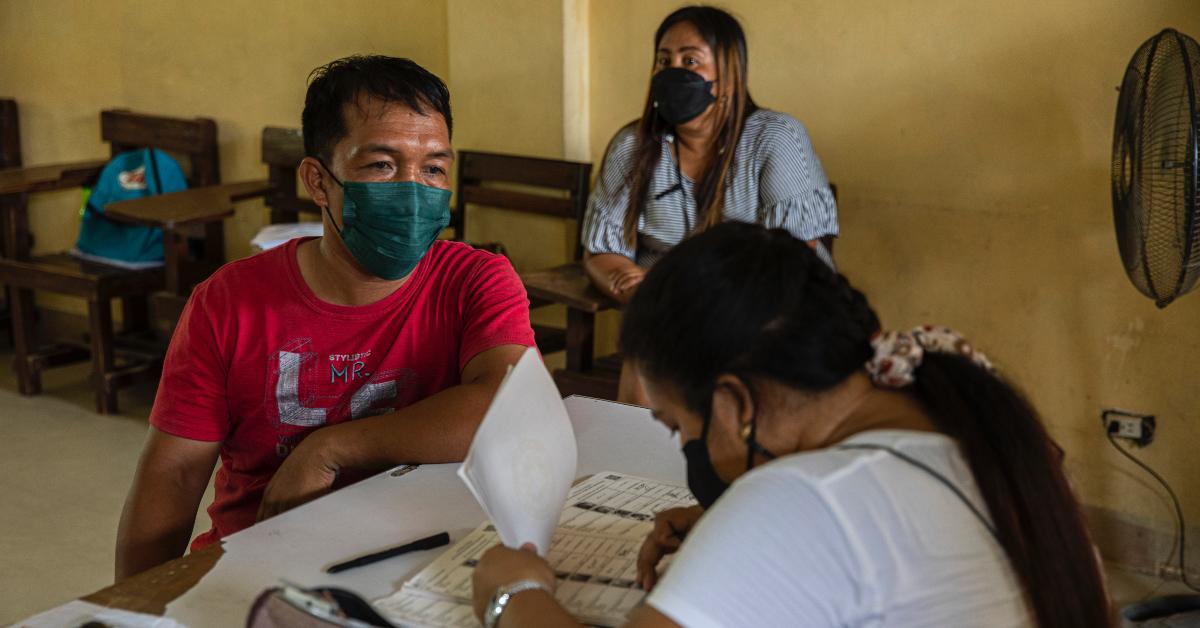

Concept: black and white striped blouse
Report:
left=582, top=109, right=839, bottom=268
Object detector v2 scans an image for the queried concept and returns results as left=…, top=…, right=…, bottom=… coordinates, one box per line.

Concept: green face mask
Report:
left=320, top=163, right=452, bottom=280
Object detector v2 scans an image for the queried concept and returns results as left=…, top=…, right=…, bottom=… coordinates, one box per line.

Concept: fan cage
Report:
left=1111, top=28, right=1200, bottom=308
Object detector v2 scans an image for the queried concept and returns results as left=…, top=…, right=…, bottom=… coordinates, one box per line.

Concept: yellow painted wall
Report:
left=446, top=0, right=575, bottom=275
left=589, top=0, right=1200, bottom=536
left=0, top=0, right=448, bottom=313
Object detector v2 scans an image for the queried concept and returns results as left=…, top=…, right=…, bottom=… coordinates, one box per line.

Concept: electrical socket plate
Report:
left=1101, top=409, right=1155, bottom=447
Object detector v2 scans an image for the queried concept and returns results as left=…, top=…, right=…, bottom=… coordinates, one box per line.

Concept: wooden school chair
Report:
left=0, top=99, right=22, bottom=345
left=104, top=127, right=308, bottom=330
left=0, top=110, right=219, bottom=414
left=451, top=151, right=619, bottom=372
left=104, top=126, right=314, bottom=327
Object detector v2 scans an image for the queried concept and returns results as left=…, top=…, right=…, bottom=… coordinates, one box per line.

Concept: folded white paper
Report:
left=457, top=347, right=577, bottom=555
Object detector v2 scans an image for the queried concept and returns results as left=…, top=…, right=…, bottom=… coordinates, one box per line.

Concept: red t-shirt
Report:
left=149, top=238, right=535, bottom=549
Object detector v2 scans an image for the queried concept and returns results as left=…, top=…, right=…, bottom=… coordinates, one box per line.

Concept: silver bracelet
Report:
left=483, top=579, right=551, bottom=628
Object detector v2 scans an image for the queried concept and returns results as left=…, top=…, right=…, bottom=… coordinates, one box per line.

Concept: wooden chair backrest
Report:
left=101, top=110, right=219, bottom=187
left=454, top=151, right=592, bottom=260
left=0, top=99, right=20, bottom=169
left=261, top=127, right=319, bottom=224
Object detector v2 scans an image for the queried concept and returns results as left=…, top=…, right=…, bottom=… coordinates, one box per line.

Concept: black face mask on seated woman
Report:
left=683, top=396, right=778, bottom=509
left=651, top=67, right=716, bottom=126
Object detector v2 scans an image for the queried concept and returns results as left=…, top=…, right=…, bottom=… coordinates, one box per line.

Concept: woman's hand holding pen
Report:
left=636, top=505, right=704, bottom=591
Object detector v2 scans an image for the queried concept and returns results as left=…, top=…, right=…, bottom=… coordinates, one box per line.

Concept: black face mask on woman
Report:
left=651, top=67, right=716, bottom=126
left=683, top=407, right=779, bottom=509
left=682, top=418, right=728, bottom=510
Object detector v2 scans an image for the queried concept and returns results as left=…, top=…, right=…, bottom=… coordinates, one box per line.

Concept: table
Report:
left=72, top=396, right=683, bottom=627
left=83, top=545, right=223, bottom=616
left=104, top=180, right=272, bottom=297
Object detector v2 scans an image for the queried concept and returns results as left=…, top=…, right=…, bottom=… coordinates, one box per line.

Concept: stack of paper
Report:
left=374, top=472, right=696, bottom=627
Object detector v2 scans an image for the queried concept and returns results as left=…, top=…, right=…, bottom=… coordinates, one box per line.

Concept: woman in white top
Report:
left=472, top=223, right=1109, bottom=627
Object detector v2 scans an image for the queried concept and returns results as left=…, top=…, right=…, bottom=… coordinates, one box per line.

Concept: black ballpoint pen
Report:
left=326, top=531, right=451, bottom=574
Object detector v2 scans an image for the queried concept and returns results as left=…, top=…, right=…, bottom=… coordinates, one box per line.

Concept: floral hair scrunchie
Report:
left=866, top=325, right=995, bottom=388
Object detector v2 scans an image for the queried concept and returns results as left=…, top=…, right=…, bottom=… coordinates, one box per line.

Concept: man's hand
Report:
left=637, top=505, right=704, bottom=591
left=257, top=430, right=339, bottom=521
left=472, top=543, right=557, bottom=621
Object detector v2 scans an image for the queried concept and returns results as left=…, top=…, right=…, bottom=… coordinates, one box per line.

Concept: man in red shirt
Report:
left=115, top=56, right=535, bottom=579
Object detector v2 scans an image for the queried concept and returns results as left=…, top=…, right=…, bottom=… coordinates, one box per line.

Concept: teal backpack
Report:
left=72, top=147, right=188, bottom=268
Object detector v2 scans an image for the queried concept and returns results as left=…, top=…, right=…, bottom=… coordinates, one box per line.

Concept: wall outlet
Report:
left=1101, top=409, right=1156, bottom=447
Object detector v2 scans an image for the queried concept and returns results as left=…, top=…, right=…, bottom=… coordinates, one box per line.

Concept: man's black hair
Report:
left=302, top=55, right=453, bottom=161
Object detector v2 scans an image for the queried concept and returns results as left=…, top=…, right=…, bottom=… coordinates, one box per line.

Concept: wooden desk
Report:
left=521, top=263, right=617, bottom=373
left=104, top=180, right=273, bottom=296
left=104, top=180, right=272, bottom=230
left=0, top=159, right=106, bottom=195
left=82, top=545, right=224, bottom=615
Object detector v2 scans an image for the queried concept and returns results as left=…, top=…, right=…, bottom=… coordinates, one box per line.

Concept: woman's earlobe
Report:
left=713, top=374, right=756, bottom=426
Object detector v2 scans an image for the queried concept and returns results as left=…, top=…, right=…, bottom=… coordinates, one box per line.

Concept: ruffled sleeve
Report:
left=581, top=125, right=639, bottom=260
left=760, top=186, right=840, bottom=241
left=754, top=112, right=839, bottom=241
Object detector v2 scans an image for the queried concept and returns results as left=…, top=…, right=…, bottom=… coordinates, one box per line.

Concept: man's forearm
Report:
left=115, top=428, right=219, bottom=581
left=115, top=497, right=196, bottom=581
left=317, top=375, right=502, bottom=470
left=257, top=346, right=527, bottom=521
left=115, top=469, right=207, bottom=580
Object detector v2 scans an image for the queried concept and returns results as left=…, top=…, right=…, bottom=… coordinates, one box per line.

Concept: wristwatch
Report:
left=483, top=579, right=551, bottom=628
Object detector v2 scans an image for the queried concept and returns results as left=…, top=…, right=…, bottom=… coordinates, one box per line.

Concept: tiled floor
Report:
left=0, top=348, right=214, bottom=625
left=1, top=347, right=1196, bottom=624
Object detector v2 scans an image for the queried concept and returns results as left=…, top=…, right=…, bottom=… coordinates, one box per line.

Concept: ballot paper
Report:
left=457, top=347, right=577, bottom=555
left=374, top=471, right=696, bottom=628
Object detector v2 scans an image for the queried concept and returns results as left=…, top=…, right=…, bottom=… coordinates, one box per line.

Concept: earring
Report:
left=739, top=423, right=753, bottom=441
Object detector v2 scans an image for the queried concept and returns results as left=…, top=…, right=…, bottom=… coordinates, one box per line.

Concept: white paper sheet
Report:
left=564, top=396, right=686, bottom=484
left=249, top=222, right=324, bottom=251
left=457, top=348, right=577, bottom=555
left=13, top=600, right=184, bottom=628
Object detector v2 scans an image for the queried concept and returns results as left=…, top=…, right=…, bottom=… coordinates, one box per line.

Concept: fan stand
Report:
left=1121, top=594, right=1200, bottom=626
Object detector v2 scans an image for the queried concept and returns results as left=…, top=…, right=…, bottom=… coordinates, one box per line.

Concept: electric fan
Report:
left=1110, top=28, right=1200, bottom=627
left=1111, top=28, right=1200, bottom=308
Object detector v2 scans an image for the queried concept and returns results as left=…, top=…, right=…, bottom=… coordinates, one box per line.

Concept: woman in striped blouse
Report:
left=582, top=5, right=839, bottom=403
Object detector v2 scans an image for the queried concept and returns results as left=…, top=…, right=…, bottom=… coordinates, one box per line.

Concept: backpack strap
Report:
left=147, top=147, right=164, bottom=195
